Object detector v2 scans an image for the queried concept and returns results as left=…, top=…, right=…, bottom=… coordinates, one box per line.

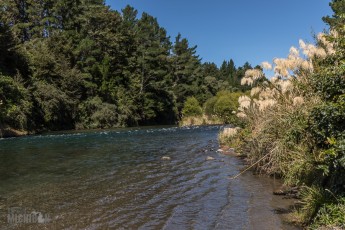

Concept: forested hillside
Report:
left=0, top=0, right=253, bottom=134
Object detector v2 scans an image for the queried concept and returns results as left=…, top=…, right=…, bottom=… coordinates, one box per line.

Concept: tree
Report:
left=182, top=97, right=202, bottom=117
left=171, top=33, right=202, bottom=114
left=0, top=1, right=254, bottom=133
left=132, top=12, right=176, bottom=124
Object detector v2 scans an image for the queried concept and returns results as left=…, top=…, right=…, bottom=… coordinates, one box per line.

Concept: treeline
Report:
left=0, top=0, right=253, bottom=133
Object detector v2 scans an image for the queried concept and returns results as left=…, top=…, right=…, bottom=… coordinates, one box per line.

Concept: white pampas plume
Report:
left=289, top=46, right=299, bottom=57
left=299, top=39, right=306, bottom=50
left=301, top=60, right=313, bottom=71
left=221, top=127, right=241, bottom=138
left=270, top=76, right=279, bottom=83
left=259, top=88, right=278, bottom=100
left=236, top=112, right=247, bottom=118
left=250, top=87, right=261, bottom=97
left=261, top=61, right=272, bottom=70
left=245, top=69, right=263, bottom=80
left=241, top=77, right=254, bottom=86
left=302, top=43, right=327, bottom=59
left=258, top=99, right=277, bottom=111
left=315, top=48, right=327, bottom=58
left=238, top=95, right=251, bottom=110
left=278, top=80, right=293, bottom=94
left=293, top=96, right=305, bottom=106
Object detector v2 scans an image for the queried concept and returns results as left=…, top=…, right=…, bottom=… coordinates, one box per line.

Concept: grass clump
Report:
left=222, top=1, right=345, bottom=227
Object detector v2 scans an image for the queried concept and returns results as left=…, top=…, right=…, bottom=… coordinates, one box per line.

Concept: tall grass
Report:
left=219, top=27, right=345, bottom=227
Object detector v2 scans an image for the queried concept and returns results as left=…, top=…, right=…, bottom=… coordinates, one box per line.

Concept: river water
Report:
left=0, top=126, right=298, bottom=229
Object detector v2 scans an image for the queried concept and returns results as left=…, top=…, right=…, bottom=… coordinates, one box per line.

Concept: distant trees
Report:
left=0, top=0, right=253, bottom=133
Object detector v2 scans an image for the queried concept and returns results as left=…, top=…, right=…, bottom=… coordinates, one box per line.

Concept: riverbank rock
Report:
left=218, top=145, right=239, bottom=156
left=273, top=185, right=300, bottom=198
left=161, top=156, right=171, bottom=160
left=206, top=156, right=215, bottom=161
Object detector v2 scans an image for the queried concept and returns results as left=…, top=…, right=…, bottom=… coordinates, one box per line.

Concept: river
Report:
left=0, top=126, right=298, bottom=229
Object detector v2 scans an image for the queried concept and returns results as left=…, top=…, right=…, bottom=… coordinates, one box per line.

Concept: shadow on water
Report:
left=0, top=126, right=300, bottom=229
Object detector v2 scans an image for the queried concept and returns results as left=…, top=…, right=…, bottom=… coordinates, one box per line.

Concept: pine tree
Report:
left=171, top=33, right=202, bottom=114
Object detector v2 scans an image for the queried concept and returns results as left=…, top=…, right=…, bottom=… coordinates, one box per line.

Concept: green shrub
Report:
left=311, top=196, right=345, bottom=229
left=309, top=95, right=345, bottom=148
left=77, top=96, right=118, bottom=129
left=0, top=75, right=32, bottom=130
left=182, top=97, right=203, bottom=117
left=33, top=82, right=76, bottom=130
left=204, top=96, right=217, bottom=117
left=204, top=90, right=243, bottom=124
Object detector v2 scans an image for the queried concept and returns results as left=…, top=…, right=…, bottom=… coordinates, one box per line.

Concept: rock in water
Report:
left=206, top=156, right=215, bottom=161
left=161, top=156, right=171, bottom=160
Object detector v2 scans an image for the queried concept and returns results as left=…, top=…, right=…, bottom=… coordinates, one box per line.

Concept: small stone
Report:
left=206, top=156, right=215, bottom=161
left=217, top=149, right=224, bottom=152
left=161, top=156, right=171, bottom=160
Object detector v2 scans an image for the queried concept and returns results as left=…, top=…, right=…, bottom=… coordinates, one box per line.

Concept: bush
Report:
left=204, top=96, right=217, bottom=117
left=33, top=82, right=76, bottom=130
left=182, top=97, right=203, bottom=117
left=312, top=196, right=345, bottom=229
left=0, top=75, right=32, bottom=130
left=77, top=96, right=118, bottom=129
left=204, top=91, right=243, bottom=124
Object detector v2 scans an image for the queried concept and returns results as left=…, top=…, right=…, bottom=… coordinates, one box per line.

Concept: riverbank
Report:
left=218, top=122, right=345, bottom=229
left=219, top=144, right=302, bottom=229
left=179, top=115, right=223, bottom=126
left=0, top=127, right=28, bottom=138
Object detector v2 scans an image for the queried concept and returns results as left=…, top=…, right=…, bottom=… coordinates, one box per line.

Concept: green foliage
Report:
left=309, top=95, right=345, bottom=148
left=204, top=96, right=218, bottom=116
left=214, top=91, right=241, bottom=124
left=182, top=97, right=202, bottom=117
left=0, top=0, right=253, bottom=133
left=0, top=75, right=32, bottom=130
left=311, top=196, right=345, bottom=229
left=33, top=82, right=76, bottom=130
left=204, top=91, right=242, bottom=124
left=77, top=97, right=118, bottom=129
left=230, top=1, right=345, bottom=228
left=299, top=186, right=331, bottom=224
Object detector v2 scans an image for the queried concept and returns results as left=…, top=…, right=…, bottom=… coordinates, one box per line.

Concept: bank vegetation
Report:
left=219, top=0, right=345, bottom=228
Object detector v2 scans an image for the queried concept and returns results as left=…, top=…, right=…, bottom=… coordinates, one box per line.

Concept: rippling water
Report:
left=0, top=126, right=298, bottom=229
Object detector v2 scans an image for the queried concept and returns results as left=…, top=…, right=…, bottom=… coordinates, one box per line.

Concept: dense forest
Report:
left=0, top=0, right=254, bottom=135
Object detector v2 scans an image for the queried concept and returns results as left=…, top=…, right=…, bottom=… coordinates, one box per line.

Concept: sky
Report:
left=105, top=0, right=333, bottom=69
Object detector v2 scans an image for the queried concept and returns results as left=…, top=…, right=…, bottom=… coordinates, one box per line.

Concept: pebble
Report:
left=161, top=156, right=171, bottom=160
left=206, top=156, right=215, bottom=161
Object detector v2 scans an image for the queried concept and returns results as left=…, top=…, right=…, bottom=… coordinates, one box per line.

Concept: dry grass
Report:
left=179, top=115, right=223, bottom=126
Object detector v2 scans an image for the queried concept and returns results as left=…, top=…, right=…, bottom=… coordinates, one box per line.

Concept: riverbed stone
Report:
left=206, top=156, right=215, bottom=160
left=161, top=156, right=171, bottom=160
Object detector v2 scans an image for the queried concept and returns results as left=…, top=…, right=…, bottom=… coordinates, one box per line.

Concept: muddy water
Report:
left=0, top=126, right=299, bottom=229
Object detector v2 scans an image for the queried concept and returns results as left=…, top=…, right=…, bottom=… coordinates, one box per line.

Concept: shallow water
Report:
left=0, top=126, right=298, bottom=229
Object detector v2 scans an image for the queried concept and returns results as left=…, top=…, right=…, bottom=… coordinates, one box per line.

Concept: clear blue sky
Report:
left=105, top=0, right=333, bottom=68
